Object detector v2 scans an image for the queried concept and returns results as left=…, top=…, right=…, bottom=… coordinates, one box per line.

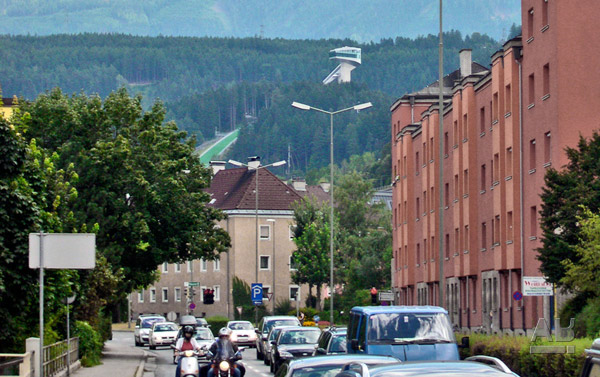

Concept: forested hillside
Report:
left=1, top=32, right=499, bottom=147
left=0, top=0, right=520, bottom=42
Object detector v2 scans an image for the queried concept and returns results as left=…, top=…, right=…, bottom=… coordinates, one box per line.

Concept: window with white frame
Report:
left=289, top=255, right=298, bottom=271
left=213, top=285, right=220, bottom=301
left=262, top=286, right=271, bottom=301
left=200, top=286, right=207, bottom=301
left=150, top=288, right=156, bottom=302
left=162, top=288, right=169, bottom=302
left=290, top=286, right=299, bottom=301
left=162, top=262, right=168, bottom=273
left=175, top=263, right=181, bottom=273
left=214, top=259, right=220, bottom=271
left=260, top=255, right=271, bottom=270
left=260, top=225, right=270, bottom=240
left=201, top=259, right=207, bottom=272
left=138, top=289, right=144, bottom=303
left=175, top=287, right=181, bottom=302
left=187, top=261, right=193, bottom=272
left=289, top=225, right=297, bottom=240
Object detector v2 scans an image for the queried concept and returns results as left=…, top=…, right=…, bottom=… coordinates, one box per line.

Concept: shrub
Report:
left=206, top=315, right=229, bottom=336
left=462, top=333, right=587, bottom=377
left=274, top=299, right=293, bottom=315
left=302, top=321, right=316, bottom=327
left=96, top=311, right=112, bottom=342
left=74, top=321, right=102, bottom=367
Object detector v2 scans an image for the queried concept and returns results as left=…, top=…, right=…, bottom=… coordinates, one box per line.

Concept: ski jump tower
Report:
left=322, top=46, right=361, bottom=85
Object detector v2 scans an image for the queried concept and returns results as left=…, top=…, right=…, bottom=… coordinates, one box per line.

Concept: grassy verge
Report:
left=112, top=322, right=135, bottom=332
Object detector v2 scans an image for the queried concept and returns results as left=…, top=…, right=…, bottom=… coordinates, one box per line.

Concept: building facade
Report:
left=391, top=0, right=600, bottom=333
left=131, top=160, right=310, bottom=320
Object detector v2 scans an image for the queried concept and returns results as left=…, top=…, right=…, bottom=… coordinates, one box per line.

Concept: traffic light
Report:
left=203, top=288, right=214, bottom=304
left=184, top=287, right=189, bottom=299
left=191, top=287, right=196, bottom=297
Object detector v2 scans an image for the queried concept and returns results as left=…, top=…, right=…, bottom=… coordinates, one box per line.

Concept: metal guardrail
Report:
left=43, top=338, right=78, bottom=377
left=0, top=352, right=33, bottom=377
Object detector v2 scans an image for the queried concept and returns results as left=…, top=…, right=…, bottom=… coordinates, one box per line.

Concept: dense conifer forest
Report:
left=1, top=31, right=500, bottom=179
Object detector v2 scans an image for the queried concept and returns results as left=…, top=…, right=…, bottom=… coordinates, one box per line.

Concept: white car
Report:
left=227, top=320, right=257, bottom=347
left=148, top=321, right=179, bottom=349
left=134, top=315, right=166, bottom=346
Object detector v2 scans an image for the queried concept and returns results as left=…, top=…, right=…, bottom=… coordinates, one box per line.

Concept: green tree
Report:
left=19, top=88, right=231, bottom=316
left=291, top=197, right=331, bottom=310
left=539, top=132, right=600, bottom=285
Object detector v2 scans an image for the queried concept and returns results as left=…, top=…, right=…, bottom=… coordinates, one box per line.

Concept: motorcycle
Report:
left=206, top=344, right=246, bottom=377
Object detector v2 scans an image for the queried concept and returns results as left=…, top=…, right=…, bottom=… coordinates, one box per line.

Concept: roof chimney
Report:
left=247, top=156, right=261, bottom=169
left=291, top=178, right=307, bottom=191
left=209, top=160, right=226, bottom=175
left=459, top=49, right=472, bottom=78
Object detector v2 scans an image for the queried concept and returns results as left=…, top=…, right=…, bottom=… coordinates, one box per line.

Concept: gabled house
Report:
left=131, top=159, right=308, bottom=320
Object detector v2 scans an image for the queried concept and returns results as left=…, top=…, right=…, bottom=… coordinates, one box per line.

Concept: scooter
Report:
left=176, top=350, right=201, bottom=377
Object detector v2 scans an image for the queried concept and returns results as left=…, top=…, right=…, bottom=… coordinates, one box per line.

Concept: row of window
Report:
left=393, top=131, right=550, bottom=228
left=139, top=286, right=221, bottom=303
left=526, top=0, right=550, bottom=42
left=394, top=206, right=539, bottom=270
left=138, top=285, right=303, bottom=303
left=162, top=255, right=299, bottom=274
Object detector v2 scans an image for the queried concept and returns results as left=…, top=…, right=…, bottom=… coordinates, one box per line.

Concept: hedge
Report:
left=73, top=321, right=102, bottom=367
left=461, top=333, right=590, bottom=377
left=206, top=315, right=230, bottom=336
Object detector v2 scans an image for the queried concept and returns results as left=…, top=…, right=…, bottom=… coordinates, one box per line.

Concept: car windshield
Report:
left=269, top=328, right=284, bottom=341
left=330, top=335, right=347, bottom=353
left=229, top=322, right=254, bottom=330
left=195, top=328, right=214, bottom=340
left=142, top=318, right=164, bottom=329
left=279, top=329, right=321, bottom=345
left=367, top=313, right=455, bottom=343
left=291, top=365, right=343, bottom=377
left=154, top=323, right=177, bottom=332
left=265, top=319, right=299, bottom=333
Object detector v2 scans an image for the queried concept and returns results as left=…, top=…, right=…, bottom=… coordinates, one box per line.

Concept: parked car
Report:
left=256, top=316, right=302, bottom=360
left=134, top=314, right=166, bottom=346
left=227, top=320, right=258, bottom=347
left=314, top=327, right=347, bottom=356
left=271, top=326, right=322, bottom=373
left=335, top=356, right=519, bottom=377
left=172, top=326, right=216, bottom=364
left=274, top=354, right=400, bottom=377
left=148, top=321, right=179, bottom=350
left=265, top=326, right=296, bottom=366
left=581, top=338, right=600, bottom=376
left=346, top=306, right=468, bottom=361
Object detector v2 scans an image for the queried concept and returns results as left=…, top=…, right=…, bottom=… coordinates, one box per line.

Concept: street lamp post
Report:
left=267, top=218, right=276, bottom=310
left=228, top=158, right=286, bottom=324
left=291, top=101, right=372, bottom=325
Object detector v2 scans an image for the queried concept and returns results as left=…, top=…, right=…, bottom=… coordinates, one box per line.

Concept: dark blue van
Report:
left=346, top=306, right=463, bottom=361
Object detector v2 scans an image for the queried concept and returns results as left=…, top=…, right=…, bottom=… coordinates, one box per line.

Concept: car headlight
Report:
left=219, top=361, right=230, bottom=372
left=279, top=351, right=293, bottom=358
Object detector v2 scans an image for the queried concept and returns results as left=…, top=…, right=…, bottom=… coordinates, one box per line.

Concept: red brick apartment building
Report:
left=391, top=0, right=600, bottom=333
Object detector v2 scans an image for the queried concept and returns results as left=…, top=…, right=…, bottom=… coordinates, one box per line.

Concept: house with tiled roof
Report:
left=131, top=158, right=309, bottom=320
left=0, top=83, right=17, bottom=119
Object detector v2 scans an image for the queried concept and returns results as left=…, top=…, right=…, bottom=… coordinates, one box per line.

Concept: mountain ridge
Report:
left=0, top=0, right=521, bottom=42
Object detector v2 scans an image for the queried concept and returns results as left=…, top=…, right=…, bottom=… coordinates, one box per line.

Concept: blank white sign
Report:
left=29, top=233, right=96, bottom=269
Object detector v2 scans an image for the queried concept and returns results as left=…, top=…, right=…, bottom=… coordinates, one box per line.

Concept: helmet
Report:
left=218, top=327, right=231, bottom=338
left=184, top=326, right=194, bottom=335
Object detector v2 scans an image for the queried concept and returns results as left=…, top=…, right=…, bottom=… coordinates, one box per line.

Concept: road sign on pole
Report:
left=188, top=282, right=200, bottom=287
left=251, top=283, right=263, bottom=305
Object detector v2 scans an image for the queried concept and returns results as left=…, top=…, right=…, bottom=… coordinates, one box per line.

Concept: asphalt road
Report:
left=144, top=340, right=270, bottom=377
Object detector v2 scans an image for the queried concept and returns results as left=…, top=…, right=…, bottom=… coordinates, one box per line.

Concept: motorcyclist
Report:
left=175, top=325, right=201, bottom=377
left=207, top=327, right=242, bottom=377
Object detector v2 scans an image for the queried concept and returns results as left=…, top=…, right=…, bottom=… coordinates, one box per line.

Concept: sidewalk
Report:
left=72, top=331, right=151, bottom=377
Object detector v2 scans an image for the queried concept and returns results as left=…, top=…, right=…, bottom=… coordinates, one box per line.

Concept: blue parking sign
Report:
left=251, top=283, right=263, bottom=305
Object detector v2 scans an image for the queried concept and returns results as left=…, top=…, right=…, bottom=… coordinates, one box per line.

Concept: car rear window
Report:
left=229, top=322, right=254, bottom=330
left=265, top=319, right=299, bottom=333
